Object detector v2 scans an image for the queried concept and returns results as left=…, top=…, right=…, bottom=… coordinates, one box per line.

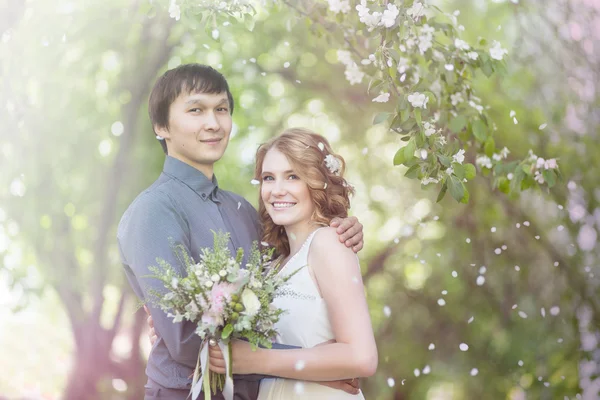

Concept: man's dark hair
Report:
left=148, top=64, right=235, bottom=154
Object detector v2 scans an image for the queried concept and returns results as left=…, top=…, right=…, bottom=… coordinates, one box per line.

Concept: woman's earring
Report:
left=156, top=135, right=165, bottom=140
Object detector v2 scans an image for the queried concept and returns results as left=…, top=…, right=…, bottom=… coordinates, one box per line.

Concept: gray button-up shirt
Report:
left=117, top=156, right=264, bottom=399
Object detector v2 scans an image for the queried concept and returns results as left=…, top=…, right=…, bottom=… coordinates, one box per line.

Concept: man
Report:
left=117, top=64, right=364, bottom=400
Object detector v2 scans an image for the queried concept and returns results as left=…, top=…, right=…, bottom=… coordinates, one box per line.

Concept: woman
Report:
left=210, top=127, right=378, bottom=399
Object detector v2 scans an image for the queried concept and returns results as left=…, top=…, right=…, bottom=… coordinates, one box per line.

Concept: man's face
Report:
left=156, top=90, right=232, bottom=176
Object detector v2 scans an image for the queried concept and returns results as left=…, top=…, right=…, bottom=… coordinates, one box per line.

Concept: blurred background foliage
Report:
left=0, top=0, right=599, bottom=399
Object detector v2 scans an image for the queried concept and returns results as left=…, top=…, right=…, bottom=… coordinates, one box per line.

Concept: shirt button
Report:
left=201, top=193, right=207, bottom=199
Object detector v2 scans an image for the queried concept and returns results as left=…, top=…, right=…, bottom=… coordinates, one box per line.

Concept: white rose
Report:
left=211, top=274, right=220, bottom=282
left=219, top=270, right=227, bottom=277
left=205, top=280, right=213, bottom=288
left=241, top=288, right=261, bottom=317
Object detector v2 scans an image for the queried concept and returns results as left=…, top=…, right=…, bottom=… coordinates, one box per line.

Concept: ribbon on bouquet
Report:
left=190, top=338, right=234, bottom=400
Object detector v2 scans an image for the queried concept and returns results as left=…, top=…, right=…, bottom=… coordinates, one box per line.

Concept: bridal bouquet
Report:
left=146, top=231, right=296, bottom=400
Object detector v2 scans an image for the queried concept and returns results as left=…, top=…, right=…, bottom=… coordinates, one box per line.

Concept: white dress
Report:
left=257, top=228, right=365, bottom=400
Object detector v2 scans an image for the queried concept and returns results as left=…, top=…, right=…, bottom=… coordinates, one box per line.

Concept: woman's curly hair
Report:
left=254, top=127, right=355, bottom=258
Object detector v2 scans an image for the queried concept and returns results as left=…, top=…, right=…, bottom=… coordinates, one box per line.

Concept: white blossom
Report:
left=500, top=147, right=510, bottom=159
left=397, top=57, right=410, bottom=73
left=424, top=122, right=437, bottom=137
left=476, top=155, right=492, bottom=169
left=327, top=0, right=350, bottom=14
left=344, top=63, right=364, bottom=85
left=418, top=34, right=433, bottom=54
left=381, top=4, right=399, bottom=28
left=169, top=0, right=181, bottom=20
left=325, top=154, right=342, bottom=174
left=337, top=50, right=353, bottom=65
left=467, top=51, right=479, bottom=60
left=372, top=92, right=390, bottom=103
left=490, top=40, right=508, bottom=60
left=454, top=38, right=470, bottom=50
left=408, top=92, right=428, bottom=108
left=421, top=177, right=439, bottom=185
left=446, top=167, right=454, bottom=176
left=545, top=158, right=557, bottom=169
left=453, top=149, right=466, bottom=164
left=407, top=1, right=425, bottom=19
left=241, top=288, right=261, bottom=317
left=356, top=1, right=381, bottom=31
left=451, top=92, right=464, bottom=106
left=469, top=100, right=484, bottom=113
left=534, top=170, right=545, bottom=184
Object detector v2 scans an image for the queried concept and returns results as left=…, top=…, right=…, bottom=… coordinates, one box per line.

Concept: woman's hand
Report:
left=208, top=339, right=256, bottom=375
left=144, top=305, right=158, bottom=346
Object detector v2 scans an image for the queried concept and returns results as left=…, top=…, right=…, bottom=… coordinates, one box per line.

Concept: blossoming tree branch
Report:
left=166, top=0, right=560, bottom=203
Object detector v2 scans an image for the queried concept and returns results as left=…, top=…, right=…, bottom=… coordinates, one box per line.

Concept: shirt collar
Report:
left=163, top=156, right=219, bottom=201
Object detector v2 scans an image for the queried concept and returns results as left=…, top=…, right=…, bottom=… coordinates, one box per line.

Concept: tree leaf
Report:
left=222, top=324, right=233, bottom=340
left=373, top=112, right=391, bottom=125
left=404, top=164, right=420, bottom=178
left=405, top=138, right=416, bottom=160
left=460, top=187, right=470, bottom=204
left=449, top=115, right=467, bottom=133
left=436, top=182, right=448, bottom=203
left=484, top=137, right=495, bottom=157
left=464, top=163, right=476, bottom=180
left=543, top=170, right=556, bottom=187
left=448, top=176, right=465, bottom=202
left=414, top=108, right=422, bottom=127
left=453, top=163, right=465, bottom=180
left=471, top=119, right=488, bottom=142
left=393, top=147, right=407, bottom=166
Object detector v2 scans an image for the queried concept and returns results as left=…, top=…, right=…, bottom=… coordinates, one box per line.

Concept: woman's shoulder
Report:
left=310, top=227, right=354, bottom=257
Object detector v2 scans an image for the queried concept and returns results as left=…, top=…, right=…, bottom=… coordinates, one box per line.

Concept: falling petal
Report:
left=476, top=276, right=485, bottom=286
left=466, top=238, right=471, bottom=243
left=452, top=271, right=458, bottom=278
left=383, top=305, right=391, bottom=317
left=470, top=368, right=479, bottom=376
left=513, top=117, right=518, bottom=124
left=295, top=360, right=306, bottom=370
left=539, top=123, right=547, bottom=130
left=518, top=360, right=524, bottom=366
left=422, top=365, right=431, bottom=374
left=284, top=62, right=290, bottom=68
left=437, top=298, right=446, bottom=306
left=523, top=221, right=530, bottom=226
left=414, top=369, right=420, bottom=377
left=250, top=179, right=260, bottom=185
left=294, top=382, right=304, bottom=394
left=442, top=290, right=448, bottom=295
left=518, top=311, right=528, bottom=319
left=387, top=378, right=395, bottom=387
left=494, top=248, right=501, bottom=255
left=429, top=343, right=435, bottom=350
left=459, top=343, right=469, bottom=351
left=510, top=110, right=516, bottom=117
left=318, top=142, right=325, bottom=151
left=550, top=306, right=560, bottom=316
left=515, top=265, right=520, bottom=271
left=541, top=308, right=546, bottom=317
left=362, top=147, right=368, bottom=155
left=491, top=227, right=497, bottom=232
left=237, top=202, right=241, bottom=210
left=468, top=316, right=474, bottom=323
left=290, top=232, right=297, bottom=241
left=479, top=266, right=486, bottom=274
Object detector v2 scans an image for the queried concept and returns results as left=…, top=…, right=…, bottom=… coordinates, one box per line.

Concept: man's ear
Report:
left=155, top=125, right=171, bottom=140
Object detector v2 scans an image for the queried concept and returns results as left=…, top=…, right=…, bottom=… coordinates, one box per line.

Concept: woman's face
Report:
left=260, top=148, right=315, bottom=229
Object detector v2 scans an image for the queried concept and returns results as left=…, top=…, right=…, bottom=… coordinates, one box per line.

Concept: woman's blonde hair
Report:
left=254, top=128, right=354, bottom=257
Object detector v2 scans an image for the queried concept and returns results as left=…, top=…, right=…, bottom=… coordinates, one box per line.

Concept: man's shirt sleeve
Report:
left=118, top=190, right=201, bottom=368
